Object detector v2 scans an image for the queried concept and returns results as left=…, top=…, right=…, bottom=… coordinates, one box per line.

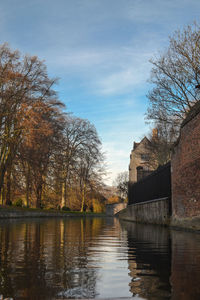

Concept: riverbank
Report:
left=0, top=205, right=105, bottom=219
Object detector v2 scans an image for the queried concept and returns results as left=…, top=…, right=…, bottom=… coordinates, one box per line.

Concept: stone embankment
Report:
left=117, top=197, right=170, bottom=226
left=0, top=207, right=104, bottom=219
left=106, top=202, right=127, bottom=216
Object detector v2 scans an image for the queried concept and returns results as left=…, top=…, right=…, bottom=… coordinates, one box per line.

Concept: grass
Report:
left=0, top=205, right=105, bottom=216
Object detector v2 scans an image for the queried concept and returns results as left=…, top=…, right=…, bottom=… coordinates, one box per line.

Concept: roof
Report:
left=133, top=136, right=150, bottom=150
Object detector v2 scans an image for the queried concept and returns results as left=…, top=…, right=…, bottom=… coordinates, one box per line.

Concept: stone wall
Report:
left=171, top=101, right=200, bottom=230
left=117, top=197, right=170, bottom=225
left=105, top=203, right=127, bottom=216
left=0, top=208, right=104, bottom=219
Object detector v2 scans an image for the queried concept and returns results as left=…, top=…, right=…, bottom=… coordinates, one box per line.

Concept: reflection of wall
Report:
left=170, top=230, right=200, bottom=300
left=121, top=220, right=200, bottom=300
left=106, top=203, right=127, bottom=216
left=120, top=221, right=171, bottom=299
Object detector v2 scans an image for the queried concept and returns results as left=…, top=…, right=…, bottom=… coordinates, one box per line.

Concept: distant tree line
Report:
left=0, top=44, right=105, bottom=211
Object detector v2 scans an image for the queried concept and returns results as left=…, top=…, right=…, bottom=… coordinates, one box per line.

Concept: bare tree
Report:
left=147, top=22, right=200, bottom=127
left=113, top=171, right=128, bottom=201
left=144, top=125, right=177, bottom=169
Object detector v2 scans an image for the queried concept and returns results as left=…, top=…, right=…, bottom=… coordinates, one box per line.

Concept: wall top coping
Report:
left=128, top=197, right=170, bottom=207
left=106, top=202, right=125, bottom=207
left=181, top=100, right=200, bottom=128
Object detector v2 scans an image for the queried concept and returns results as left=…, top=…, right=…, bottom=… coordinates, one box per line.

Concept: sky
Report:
left=0, top=0, right=199, bottom=184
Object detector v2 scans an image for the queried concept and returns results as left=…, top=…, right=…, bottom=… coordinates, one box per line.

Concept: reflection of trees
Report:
left=0, top=217, right=106, bottom=299
left=0, top=224, right=14, bottom=298
left=120, top=221, right=171, bottom=299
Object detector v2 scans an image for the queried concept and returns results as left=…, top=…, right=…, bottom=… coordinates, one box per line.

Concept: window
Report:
left=140, top=154, right=149, bottom=161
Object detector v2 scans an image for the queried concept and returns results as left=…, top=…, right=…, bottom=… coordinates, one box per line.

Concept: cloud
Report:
left=97, top=64, right=149, bottom=95
left=102, top=142, right=130, bottom=185
left=46, top=43, right=155, bottom=97
left=1, top=0, right=200, bottom=186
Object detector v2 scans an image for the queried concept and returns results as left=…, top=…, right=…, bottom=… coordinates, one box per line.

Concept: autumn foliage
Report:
left=0, top=44, right=105, bottom=212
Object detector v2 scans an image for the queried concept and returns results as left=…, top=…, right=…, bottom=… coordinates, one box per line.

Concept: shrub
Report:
left=14, top=198, right=23, bottom=207
left=62, top=206, right=71, bottom=211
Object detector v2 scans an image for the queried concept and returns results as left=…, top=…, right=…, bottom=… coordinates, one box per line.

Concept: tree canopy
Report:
left=0, top=44, right=106, bottom=211
left=147, top=22, right=200, bottom=127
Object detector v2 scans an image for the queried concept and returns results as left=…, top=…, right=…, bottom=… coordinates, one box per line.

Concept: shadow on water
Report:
left=120, top=220, right=200, bottom=300
left=0, top=217, right=200, bottom=299
left=120, top=221, right=172, bottom=300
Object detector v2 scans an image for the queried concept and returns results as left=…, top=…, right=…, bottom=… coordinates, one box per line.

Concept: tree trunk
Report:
left=81, top=183, right=86, bottom=212
left=25, top=163, right=31, bottom=207
left=5, top=162, right=12, bottom=206
left=1, top=184, right=5, bottom=205
left=36, top=184, right=42, bottom=208
left=61, top=179, right=67, bottom=208
left=0, top=165, right=6, bottom=197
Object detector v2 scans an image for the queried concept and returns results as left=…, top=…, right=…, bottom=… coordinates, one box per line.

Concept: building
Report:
left=129, top=137, right=154, bottom=183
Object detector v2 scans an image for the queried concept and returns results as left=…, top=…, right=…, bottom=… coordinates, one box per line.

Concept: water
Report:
left=0, top=217, right=200, bottom=300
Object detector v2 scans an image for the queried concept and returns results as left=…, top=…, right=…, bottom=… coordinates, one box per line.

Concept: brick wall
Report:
left=171, top=101, right=200, bottom=223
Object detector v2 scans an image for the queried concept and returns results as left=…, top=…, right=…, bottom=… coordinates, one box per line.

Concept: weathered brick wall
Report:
left=171, top=102, right=200, bottom=224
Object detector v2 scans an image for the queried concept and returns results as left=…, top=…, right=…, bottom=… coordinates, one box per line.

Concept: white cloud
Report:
left=46, top=44, right=155, bottom=97
left=97, top=64, right=149, bottom=95
left=102, top=142, right=130, bottom=185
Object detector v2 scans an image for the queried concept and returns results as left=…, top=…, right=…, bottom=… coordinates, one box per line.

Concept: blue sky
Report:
left=0, top=0, right=200, bottom=184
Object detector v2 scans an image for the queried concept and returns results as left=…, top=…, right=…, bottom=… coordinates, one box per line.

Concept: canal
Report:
left=0, top=217, right=200, bottom=299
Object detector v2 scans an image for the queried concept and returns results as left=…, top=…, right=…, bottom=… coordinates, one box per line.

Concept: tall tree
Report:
left=0, top=44, right=58, bottom=201
left=113, top=171, right=128, bottom=201
left=147, top=22, right=200, bottom=127
left=18, top=101, right=64, bottom=208
left=59, top=116, right=104, bottom=209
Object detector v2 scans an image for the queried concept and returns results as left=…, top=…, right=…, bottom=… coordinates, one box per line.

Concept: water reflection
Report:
left=0, top=218, right=105, bottom=299
left=0, top=217, right=200, bottom=299
left=120, top=221, right=171, bottom=299
left=120, top=220, right=200, bottom=300
left=170, top=230, right=200, bottom=300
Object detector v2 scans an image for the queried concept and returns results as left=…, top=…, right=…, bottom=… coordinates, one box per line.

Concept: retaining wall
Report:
left=106, top=203, right=127, bottom=216
left=117, top=197, right=171, bottom=225
left=0, top=208, right=104, bottom=219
